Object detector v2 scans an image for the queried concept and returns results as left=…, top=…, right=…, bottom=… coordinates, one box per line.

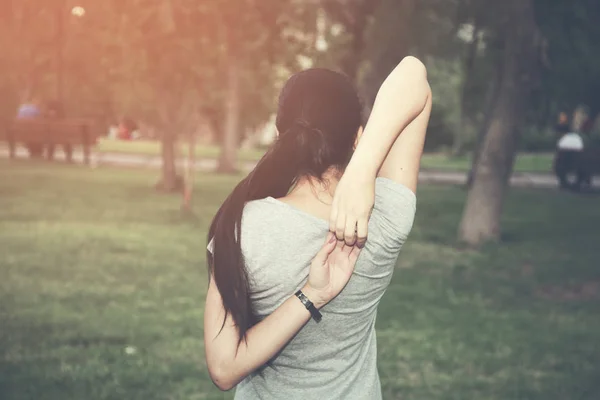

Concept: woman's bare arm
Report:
left=330, top=56, right=431, bottom=245
left=350, top=56, right=431, bottom=187
left=375, top=89, right=432, bottom=192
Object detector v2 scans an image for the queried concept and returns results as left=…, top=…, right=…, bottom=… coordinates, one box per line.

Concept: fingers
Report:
left=341, top=243, right=361, bottom=259
left=324, top=231, right=336, bottom=245
left=344, top=216, right=357, bottom=246
left=341, top=243, right=353, bottom=255
left=313, top=232, right=337, bottom=265
left=331, top=198, right=349, bottom=242
left=335, top=214, right=346, bottom=242
left=330, top=199, right=368, bottom=247
left=356, top=217, right=368, bottom=248
left=341, top=244, right=361, bottom=275
left=349, top=246, right=361, bottom=262
left=329, top=203, right=338, bottom=234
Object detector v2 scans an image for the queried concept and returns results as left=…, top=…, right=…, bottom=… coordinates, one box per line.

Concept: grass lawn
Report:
left=97, top=139, right=266, bottom=164
left=97, top=138, right=554, bottom=173
left=419, top=152, right=554, bottom=174
left=1, top=161, right=599, bottom=400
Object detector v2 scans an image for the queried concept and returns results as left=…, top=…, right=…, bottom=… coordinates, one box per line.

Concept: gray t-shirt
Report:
left=226, top=178, right=416, bottom=399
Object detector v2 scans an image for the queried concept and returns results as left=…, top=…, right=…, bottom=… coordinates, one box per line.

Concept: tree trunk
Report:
left=452, top=24, right=481, bottom=157
left=182, top=131, right=195, bottom=212
left=333, top=0, right=379, bottom=84
left=458, top=0, right=539, bottom=246
left=156, top=130, right=181, bottom=192
left=466, top=66, right=503, bottom=188
left=217, top=58, right=240, bottom=173
left=56, top=0, right=65, bottom=106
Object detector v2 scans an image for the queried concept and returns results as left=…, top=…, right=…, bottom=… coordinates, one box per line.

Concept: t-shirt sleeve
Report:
left=371, top=177, right=417, bottom=250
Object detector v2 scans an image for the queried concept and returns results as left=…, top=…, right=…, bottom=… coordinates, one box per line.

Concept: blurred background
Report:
left=1, top=0, right=600, bottom=399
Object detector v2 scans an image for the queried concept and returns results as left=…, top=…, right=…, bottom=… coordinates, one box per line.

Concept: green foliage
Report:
left=413, top=0, right=600, bottom=152
left=1, top=162, right=600, bottom=399
left=4, top=0, right=600, bottom=153
left=0, top=1, right=58, bottom=123
left=536, top=0, right=600, bottom=114
left=519, top=126, right=557, bottom=152
left=419, top=152, right=553, bottom=173
left=0, top=0, right=319, bottom=137
left=359, top=0, right=416, bottom=109
left=423, top=57, right=463, bottom=151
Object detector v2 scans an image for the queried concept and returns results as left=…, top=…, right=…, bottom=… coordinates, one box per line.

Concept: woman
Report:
left=205, top=57, right=431, bottom=399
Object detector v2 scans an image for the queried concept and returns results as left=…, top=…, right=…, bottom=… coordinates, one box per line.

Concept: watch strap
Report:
left=295, top=290, right=322, bottom=322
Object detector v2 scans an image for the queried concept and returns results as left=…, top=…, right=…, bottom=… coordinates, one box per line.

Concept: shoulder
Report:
left=374, top=177, right=417, bottom=211
left=242, top=198, right=276, bottom=225
left=401, top=56, right=427, bottom=74
left=370, top=178, right=417, bottom=245
left=239, top=198, right=304, bottom=266
left=207, top=198, right=276, bottom=255
left=240, top=198, right=283, bottom=240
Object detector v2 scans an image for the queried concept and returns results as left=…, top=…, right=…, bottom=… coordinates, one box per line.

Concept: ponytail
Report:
left=207, top=123, right=324, bottom=343
left=207, top=68, right=362, bottom=344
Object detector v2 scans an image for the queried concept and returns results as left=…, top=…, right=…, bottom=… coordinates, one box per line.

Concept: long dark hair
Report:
left=207, top=69, right=362, bottom=343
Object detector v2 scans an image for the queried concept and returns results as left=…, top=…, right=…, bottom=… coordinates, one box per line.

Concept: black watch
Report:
left=295, top=290, right=322, bottom=322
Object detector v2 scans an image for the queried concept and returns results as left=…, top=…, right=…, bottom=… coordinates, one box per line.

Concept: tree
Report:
left=458, top=0, right=541, bottom=245
left=218, top=51, right=241, bottom=173
left=319, top=0, right=380, bottom=83
left=89, top=0, right=221, bottom=190
left=215, top=0, right=316, bottom=172
left=465, top=66, right=502, bottom=188
left=452, top=4, right=483, bottom=157
left=360, top=0, right=416, bottom=112
left=535, top=0, right=600, bottom=122
left=0, top=0, right=58, bottom=124
left=463, top=0, right=600, bottom=187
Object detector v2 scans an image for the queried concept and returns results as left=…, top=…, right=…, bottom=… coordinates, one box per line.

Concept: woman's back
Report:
left=204, top=59, right=431, bottom=396
left=236, top=178, right=416, bottom=399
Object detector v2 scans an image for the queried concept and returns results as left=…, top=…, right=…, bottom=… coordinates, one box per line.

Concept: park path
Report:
left=1, top=147, right=595, bottom=190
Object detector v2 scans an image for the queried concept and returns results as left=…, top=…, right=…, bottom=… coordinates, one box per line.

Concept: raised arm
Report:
left=330, top=56, right=431, bottom=245
left=204, top=235, right=360, bottom=391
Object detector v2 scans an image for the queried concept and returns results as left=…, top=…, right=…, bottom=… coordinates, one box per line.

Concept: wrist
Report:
left=300, top=285, right=327, bottom=310
left=345, top=153, right=378, bottom=181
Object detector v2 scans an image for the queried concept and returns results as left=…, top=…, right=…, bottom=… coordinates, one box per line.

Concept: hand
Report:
left=303, top=233, right=361, bottom=309
left=329, top=167, right=375, bottom=247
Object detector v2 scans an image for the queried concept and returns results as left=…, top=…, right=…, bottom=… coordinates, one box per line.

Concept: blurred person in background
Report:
left=555, top=111, right=570, bottom=138
left=554, top=109, right=590, bottom=189
left=117, top=117, right=138, bottom=140
left=17, top=97, right=42, bottom=119
left=16, top=96, right=43, bottom=158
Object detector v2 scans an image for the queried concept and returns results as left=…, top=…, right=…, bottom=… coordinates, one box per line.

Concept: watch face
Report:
left=296, top=291, right=310, bottom=307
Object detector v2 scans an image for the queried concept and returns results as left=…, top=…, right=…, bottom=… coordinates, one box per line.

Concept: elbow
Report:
left=208, top=363, right=238, bottom=391
left=402, top=56, right=431, bottom=101
left=399, top=56, right=429, bottom=88
left=401, top=56, right=427, bottom=75
left=213, top=379, right=235, bottom=392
